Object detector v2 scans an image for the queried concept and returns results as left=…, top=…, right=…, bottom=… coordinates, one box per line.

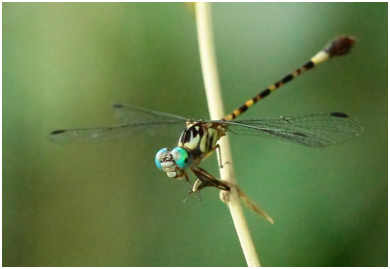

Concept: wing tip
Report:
left=331, top=112, right=363, bottom=132
left=50, top=129, right=65, bottom=135
left=330, top=112, right=349, bottom=118
left=48, top=130, right=67, bottom=143
left=112, top=103, right=123, bottom=109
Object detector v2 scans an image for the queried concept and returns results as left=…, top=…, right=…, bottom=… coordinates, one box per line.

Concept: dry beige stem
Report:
left=195, top=2, right=262, bottom=267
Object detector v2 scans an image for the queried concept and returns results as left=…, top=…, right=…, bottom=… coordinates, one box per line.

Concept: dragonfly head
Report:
left=155, top=147, right=191, bottom=178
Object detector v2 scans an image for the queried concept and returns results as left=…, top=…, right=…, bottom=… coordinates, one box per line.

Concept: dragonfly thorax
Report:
left=155, top=147, right=192, bottom=178
left=178, top=121, right=227, bottom=163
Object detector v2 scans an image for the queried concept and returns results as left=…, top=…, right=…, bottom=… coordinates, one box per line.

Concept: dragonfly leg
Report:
left=215, top=144, right=223, bottom=168
left=215, top=144, right=231, bottom=168
left=183, top=171, right=192, bottom=188
left=183, top=187, right=202, bottom=202
left=221, top=182, right=274, bottom=224
left=236, top=186, right=274, bottom=224
left=192, top=178, right=204, bottom=192
left=189, top=179, right=203, bottom=201
left=182, top=171, right=202, bottom=201
left=191, top=167, right=230, bottom=192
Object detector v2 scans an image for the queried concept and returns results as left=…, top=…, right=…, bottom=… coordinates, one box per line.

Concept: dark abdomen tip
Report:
left=325, top=36, right=356, bottom=57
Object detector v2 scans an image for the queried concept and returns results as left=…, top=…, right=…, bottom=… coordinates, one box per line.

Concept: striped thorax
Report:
left=178, top=121, right=226, bottom=163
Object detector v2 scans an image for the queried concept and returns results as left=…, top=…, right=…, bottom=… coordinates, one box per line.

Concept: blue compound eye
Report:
left=171, top=147, right=190, bottom=169
left=155, top=148, right=168, bottom=170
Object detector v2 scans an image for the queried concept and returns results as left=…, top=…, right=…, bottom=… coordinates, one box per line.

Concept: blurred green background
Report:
left=3, top=3, right=387, bottom=267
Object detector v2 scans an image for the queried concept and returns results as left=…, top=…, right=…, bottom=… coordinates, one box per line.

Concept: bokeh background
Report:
left=3, top=3, right=387, bottom=267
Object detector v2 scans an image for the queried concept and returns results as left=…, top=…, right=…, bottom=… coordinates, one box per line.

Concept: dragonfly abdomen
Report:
left=223, top=36, right=355, bottom=121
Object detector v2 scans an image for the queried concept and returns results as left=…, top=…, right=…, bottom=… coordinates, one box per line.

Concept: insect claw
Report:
left=184, top=187, right=202, bottom=202
left=183, top=188, right=193, bottom=203
left=221, top=161, right=231, bottom=168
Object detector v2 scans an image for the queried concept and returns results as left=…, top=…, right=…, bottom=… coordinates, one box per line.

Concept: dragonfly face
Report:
left=155, top=147, right=191, bottom=178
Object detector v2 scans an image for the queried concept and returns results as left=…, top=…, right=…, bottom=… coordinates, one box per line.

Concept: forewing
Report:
left=49, top=121, right=187, bottom=143
left=112, top=104, right=188, bottom=124
left=212, top=112, right=362, bottom=147
left=49, top=104, right=188, bottom=143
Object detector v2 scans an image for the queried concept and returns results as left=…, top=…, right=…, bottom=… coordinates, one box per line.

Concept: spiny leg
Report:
left=183, top=188, right=202, bottom=202
left=215, top=144, right=224, bottom=168
left=183, top=170, right=192, bottom=188
left=182, top=171, right=202, bottom=202
left=218, top=181, right=274, bottom=224
left=189, top=179, right=203, bottom=201
left=235, top=186, right=274, bottom=224
left=191, top=166, right=273, bottom=223
left=214, top=144, right=231, bottom=169
left=223, top=36, right=355, bottom=121
left=191, top=166, right=231, bottom=192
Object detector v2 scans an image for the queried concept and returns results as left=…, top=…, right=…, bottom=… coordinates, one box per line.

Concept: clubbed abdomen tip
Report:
left=325, top=35, right=356, bottom=57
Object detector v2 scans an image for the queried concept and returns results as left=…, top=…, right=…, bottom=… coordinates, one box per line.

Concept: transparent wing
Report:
left=112, top=103, right=188, bottom=124
left=49, top=104, right=188, bottom=143
left=210, top=112, right=362, bottom=147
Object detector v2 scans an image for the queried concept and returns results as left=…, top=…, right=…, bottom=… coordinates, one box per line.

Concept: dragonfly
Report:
left=50, top=36, right=362, bottom=197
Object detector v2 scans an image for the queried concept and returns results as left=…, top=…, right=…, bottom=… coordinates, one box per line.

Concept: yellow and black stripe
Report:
left=223, top=36, right=356, bottom=121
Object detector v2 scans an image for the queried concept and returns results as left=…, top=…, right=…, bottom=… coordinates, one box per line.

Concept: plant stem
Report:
left=195, top=3, right=261, bottom=267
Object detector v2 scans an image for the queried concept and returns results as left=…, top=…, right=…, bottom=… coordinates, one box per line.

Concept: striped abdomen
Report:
left=223, top=36, right=355, bottom=121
